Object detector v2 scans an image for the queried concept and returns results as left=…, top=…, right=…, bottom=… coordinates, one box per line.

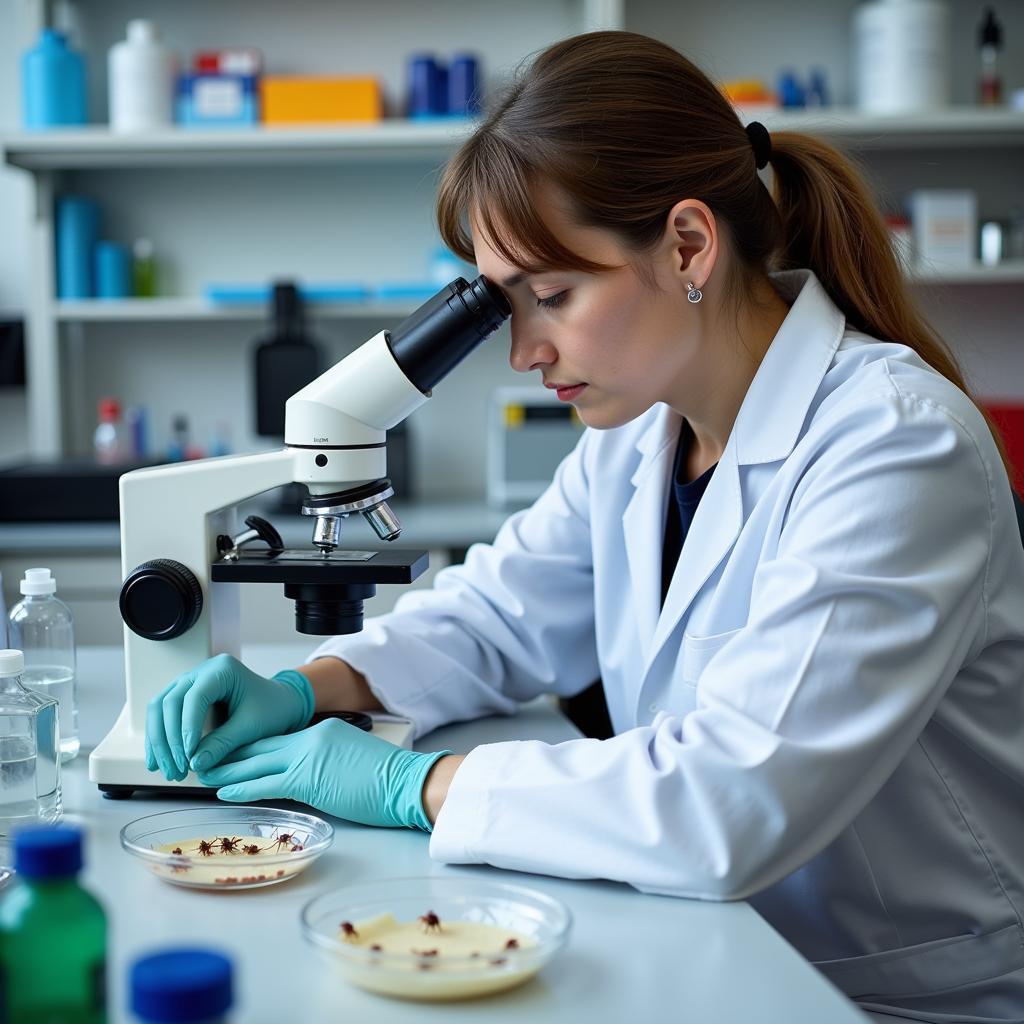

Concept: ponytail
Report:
left=769, top=132, right=1009, bottom=476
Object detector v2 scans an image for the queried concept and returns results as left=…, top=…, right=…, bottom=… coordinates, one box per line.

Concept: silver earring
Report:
left=686, top=282, right=703, bottom=303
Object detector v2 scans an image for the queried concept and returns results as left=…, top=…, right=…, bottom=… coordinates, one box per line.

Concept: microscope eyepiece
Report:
left=387, top=275, right=511, bottom=394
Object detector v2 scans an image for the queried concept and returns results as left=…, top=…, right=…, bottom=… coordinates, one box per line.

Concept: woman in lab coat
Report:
left=148, top=33, right=1024, bottom=1022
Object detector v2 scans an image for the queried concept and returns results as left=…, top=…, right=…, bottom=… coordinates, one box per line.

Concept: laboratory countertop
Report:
left=12, top=645, right=868, bottom=1023
left=0, top=500, right=518, bottom=555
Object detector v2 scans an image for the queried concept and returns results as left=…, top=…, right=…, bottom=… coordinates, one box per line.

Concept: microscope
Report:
left=88, top=276, right=511, bottom=797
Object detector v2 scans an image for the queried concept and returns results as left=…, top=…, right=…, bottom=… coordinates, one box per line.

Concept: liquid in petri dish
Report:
left=21, top=666, right=78, bottom=762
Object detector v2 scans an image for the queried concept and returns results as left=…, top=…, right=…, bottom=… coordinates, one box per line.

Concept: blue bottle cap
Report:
left=131, top=949, right=233, bottom=1022
left=13, top=825, right=83, bottom=879
left=39, top=29, right=69, bottom=49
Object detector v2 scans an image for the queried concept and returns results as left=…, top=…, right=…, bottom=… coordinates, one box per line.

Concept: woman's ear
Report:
left=662, top=199, right=718, bottom=292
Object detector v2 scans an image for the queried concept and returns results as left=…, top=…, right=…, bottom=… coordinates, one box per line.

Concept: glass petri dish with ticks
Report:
left=120, top=806, right=332, bottom=891
left=301, top=876, right=572, bottom=1000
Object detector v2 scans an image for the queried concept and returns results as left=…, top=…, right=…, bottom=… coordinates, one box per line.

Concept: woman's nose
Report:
left=509, top=323, right=557, bottom=374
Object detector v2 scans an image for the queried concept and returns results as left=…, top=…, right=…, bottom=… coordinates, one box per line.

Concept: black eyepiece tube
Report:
left=386, top=275, right=511, bottom=394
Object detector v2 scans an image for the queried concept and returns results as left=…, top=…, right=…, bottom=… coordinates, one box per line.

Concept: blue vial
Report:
left=777, top=69, right=806, bottom=109
left=407, top=54, right=446, bottom=119
left=56, top=196, right=101, bottom=299
left=448, top=54, right=481, bottom=116
left=130, top=948, right=233, bottom=1023
left=21, top=29, right=87, bottom=129
left=95, top=242, right=131, bottom=300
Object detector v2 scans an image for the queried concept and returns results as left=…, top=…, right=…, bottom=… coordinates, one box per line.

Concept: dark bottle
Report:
left=0, top=824, right=107, bottom=1023
left=978, top=7, right=1003, bottom=106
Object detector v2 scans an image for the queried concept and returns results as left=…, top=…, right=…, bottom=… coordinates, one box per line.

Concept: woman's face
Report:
left=471, top=190, right=705, bottom=430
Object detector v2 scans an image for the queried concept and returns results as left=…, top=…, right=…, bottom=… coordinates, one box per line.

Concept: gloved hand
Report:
left=145, top=653, right=315, bottom=782
left=196, top=718, right=452, bottom=831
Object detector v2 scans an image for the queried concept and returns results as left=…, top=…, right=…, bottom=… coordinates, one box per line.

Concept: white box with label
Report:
left=908, top=190, right=977, bottom=271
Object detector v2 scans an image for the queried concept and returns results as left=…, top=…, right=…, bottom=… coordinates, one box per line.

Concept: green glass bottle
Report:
left=0, top=824, right=107, bottom=1023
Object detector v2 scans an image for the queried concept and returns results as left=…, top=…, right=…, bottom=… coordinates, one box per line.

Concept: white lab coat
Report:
left=312, top=270, right=1024, bottom=1020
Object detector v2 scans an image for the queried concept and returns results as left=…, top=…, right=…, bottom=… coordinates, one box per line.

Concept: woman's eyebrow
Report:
left=502, top=271, right=528, bottom=288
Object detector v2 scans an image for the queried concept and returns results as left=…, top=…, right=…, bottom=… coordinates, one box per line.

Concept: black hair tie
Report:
left=746, top=121, right=772, bottom=170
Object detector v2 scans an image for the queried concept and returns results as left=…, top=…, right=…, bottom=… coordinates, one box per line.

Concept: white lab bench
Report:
left=25, top=644, right=873, bottom=1023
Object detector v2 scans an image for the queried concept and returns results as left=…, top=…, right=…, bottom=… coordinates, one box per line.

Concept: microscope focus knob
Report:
left=120, top=559, right=203, bottom=641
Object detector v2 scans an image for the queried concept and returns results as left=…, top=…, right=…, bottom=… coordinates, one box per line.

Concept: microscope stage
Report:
left=211, top=548, right=428, bottom=584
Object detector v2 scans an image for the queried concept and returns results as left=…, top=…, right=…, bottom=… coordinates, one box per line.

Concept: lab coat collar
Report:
left=629, top=270, right=846, bottom=482
left=624, top=269, right=847, bottom=668
left=733, top=269, right=847, bottom=465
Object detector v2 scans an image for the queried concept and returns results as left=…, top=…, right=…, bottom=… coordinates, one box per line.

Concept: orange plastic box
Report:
left=261, top=76, right=382, bottom=124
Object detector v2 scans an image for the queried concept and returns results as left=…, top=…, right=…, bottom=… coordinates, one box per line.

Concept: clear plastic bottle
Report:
left=0, top=649, right=61, bottom=837
left=131, top=948, right=234, bottom=1023
left=0, top=825, right=106, bottom=1023
left=93, top=397, right=123, bottom=465
left=8, top=569, right=78, bottom=763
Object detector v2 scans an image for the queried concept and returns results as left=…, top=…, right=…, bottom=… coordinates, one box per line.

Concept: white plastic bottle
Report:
left=8, top=570, right=78, bottom=763
left=108, top=20, right=175, bottom=132
left=853, top=0, right=951, bottom=114
left=93, top=397, right=123, bottom=465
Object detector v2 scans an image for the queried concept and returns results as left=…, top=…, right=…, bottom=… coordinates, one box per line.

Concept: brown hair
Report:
left=436, top=31, right=1010, bottom=476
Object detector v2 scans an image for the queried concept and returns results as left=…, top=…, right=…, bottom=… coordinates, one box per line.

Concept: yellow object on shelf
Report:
left=721, top=79, right=777, bottom=107
left=261, top=76, right=383, bottom=124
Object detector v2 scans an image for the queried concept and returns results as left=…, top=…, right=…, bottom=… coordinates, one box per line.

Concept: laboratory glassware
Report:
left=0, top=649, right=60, bottom=837
left=8, top=568, right=79, bottom=762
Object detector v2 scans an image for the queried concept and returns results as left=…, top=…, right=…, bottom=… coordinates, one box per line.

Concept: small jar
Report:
left=0, top=649, right=61, bottom=837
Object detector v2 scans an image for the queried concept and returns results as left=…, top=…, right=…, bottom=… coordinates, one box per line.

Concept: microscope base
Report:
left=89, top=703, right=416, bottom=796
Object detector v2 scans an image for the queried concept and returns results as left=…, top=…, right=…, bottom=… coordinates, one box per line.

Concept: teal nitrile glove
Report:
left=196, top=718, right=452, bottom=831
left=144, top=653, right=315, bottom=782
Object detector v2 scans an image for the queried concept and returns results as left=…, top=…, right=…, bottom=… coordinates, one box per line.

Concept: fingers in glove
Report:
left=197, top=748, right=285, bottom=788
left=160, top=677, right=194, bottom=774
left=146, top=689, right=187, bottom=782
left=216, top=773, right=289, bottom=804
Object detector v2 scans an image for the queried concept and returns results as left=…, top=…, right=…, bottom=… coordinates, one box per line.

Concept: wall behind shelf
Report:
left=62, top=316, right=524, bottom=500
left=59, top=0, right=582, bottom=125
left=626, top=0, right=1024, bottom=106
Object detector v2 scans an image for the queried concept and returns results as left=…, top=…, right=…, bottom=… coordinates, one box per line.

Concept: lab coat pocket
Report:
left=681, top=628, right=742, bottom=686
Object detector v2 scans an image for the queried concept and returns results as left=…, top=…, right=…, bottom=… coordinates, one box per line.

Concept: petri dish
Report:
left=120, top=806, right=332, bottom=891
left=300, top=875, right=571, bottom=1000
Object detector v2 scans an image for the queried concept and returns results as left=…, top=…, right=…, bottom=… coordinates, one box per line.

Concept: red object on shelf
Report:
left=97, top=397, right=120, bottom=423
left=985, top=403, right=1024, bottom=488
left=193, top=48, right=262, bottom=75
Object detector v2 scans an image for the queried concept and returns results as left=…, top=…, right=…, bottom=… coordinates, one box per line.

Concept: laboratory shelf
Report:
left=1, top=121, right=477, bottom=171
left=746, top=108, right=1024, bottom=150
left=53, top=298, right=421, bottom=322
left=909, top=261, right=1024, bottom=284
left=49, top=262, right=1024, bottom=324
left=3, top=110, right=1023, bottom=173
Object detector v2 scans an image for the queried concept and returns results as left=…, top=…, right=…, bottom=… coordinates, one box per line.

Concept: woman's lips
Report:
left=555, top=384, right=587, bottom=402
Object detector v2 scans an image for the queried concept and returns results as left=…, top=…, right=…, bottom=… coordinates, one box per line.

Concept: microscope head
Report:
left=287, top=275, right=511, bottom=556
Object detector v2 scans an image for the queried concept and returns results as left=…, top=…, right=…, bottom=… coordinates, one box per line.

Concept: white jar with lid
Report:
left=853, top=0, right=951, bottom=113
left=108, top=19, right=175, bottom=132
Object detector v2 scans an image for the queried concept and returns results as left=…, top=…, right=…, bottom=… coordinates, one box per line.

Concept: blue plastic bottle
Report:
left=21, top=30, right=87, bottom=129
